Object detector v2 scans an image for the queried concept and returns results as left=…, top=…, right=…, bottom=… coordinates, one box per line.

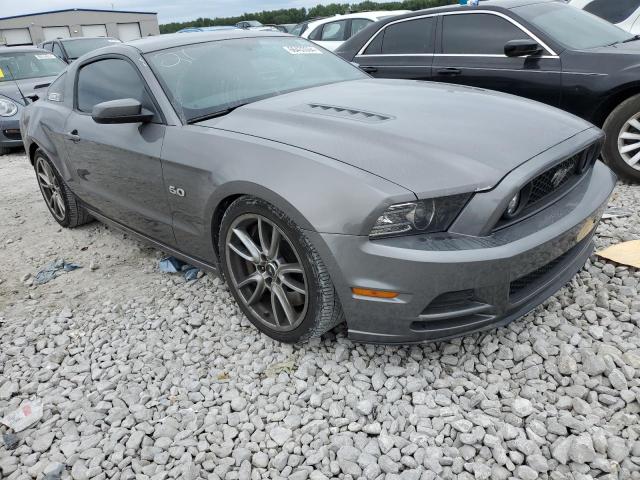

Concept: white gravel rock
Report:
left=1, top=152, right=640, bottom=479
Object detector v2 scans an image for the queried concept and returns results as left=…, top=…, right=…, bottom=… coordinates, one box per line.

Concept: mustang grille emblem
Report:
left=551, top=165, right=572, bottom=188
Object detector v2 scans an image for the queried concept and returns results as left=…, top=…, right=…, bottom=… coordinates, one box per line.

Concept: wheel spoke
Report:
left=38, top=172, right=52, bottom=187
left=257, top=218, right=269, bottom=255
left=620, top=132, right=640, bottom=141
left=629, top=150, right=640, bottom=166
left=629, top=118, right=640, bottom=131
left=271, top=283, right=297, bottom=326
left=237, top=272, right=266, bottom=305
left=267, top=228, right=281, bottom=259
left=53, top=193, right=65, bottom=215
left=277, top=263, right=305, bottom=295
left=230, top=228, right=261, bottom=263
left=620, top=142, right=640, bottom=154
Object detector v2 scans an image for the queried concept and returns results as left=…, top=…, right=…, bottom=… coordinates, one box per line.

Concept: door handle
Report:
left=360, top=66, right=378, bottom=73
left=68, top=130, right=81, bottom=143
left=436, top=67, right=462, bottom=76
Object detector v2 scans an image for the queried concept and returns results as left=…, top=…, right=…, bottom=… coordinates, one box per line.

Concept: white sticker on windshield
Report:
left=108, top=39, right=120, bottom=42
left=283, top=45, right=322, bottom=55
left=35, top=54, right=57, bottom=60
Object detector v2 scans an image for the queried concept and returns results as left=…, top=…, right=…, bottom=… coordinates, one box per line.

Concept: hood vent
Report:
left=301, top=103, right=393, bottom=123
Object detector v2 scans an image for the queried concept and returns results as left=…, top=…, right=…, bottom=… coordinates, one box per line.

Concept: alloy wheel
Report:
left=617, top=113, right=640, bottom=171
left=225, top=214, right=309, bottom=332
left=35, top=157, right=66, bottom=221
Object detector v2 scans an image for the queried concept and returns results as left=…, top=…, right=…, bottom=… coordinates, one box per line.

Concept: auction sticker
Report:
left=35, top=54, right=57, bottom=60
left=283, top=45, right=322, bottom=55
left=0, top=68, right=4, bottom=79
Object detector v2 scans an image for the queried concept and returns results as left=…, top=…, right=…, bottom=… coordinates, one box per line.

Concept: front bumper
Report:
left=0, top=117, right=23, bottom=149
left=311, top=161, right=616, bottom=344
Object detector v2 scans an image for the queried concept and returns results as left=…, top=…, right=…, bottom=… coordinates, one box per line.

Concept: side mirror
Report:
left=504, top=39, right=543, bottom=57
left=92, top=98, right=154, bottom=124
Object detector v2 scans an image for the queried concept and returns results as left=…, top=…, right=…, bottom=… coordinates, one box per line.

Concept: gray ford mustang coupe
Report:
left=21, top=30, right=616, bottom=344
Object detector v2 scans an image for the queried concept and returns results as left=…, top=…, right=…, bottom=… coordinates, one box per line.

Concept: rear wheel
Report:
left=0, top=147, right=10, bottom=156
left=603, top=94, right=640, bottom=182
left=219, top=196, right=343, bottom=343
left=34, top=149, right=93, bottom=228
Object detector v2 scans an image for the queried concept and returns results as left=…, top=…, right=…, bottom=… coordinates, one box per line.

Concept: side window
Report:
left=320, top=20, right=348, bottom=41
left=442, top=14, right=533, bottom=55
left=42, top=43, right=53, bottom=52
left=52, top=43, right=64, bottom=59
left=76, top=58, right=154, bottom=115
left=585, top=0, right=640, bottom=24
left=381, top=17, right=435, bottom=54
left=351, top=18, right=373, bottom=37
left=363, top=29, right=384, bottom=55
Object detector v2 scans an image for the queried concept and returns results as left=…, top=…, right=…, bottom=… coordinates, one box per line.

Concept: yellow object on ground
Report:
left=0, top=68, right=4, bottom=79
left=596, top=240, right=640, bottom=269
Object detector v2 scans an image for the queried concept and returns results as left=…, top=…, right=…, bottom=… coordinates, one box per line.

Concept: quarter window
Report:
left=351, top=18, right=373, bottom=36
left=76, top=58, right=154, bottom=115
left=442, top=13, right=533, bottom=55
left=364, top=17, right=434, bottom=55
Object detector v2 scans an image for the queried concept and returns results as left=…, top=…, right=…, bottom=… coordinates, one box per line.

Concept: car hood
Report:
left=0, top=76, right=59, bottom=104
left=197, top=79, right=592, bottom=196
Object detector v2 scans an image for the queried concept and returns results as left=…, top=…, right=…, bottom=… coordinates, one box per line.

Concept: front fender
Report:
left=160, top=125, right=414, bottom=263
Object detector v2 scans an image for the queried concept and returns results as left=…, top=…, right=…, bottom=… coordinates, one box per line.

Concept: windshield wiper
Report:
left=187, top=103, right=249, bottom=124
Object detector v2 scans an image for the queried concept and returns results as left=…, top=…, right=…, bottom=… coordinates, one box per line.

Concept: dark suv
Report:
left=40, top=37, right=121, bottom=64
left=336, top=0, right=640, bottom=181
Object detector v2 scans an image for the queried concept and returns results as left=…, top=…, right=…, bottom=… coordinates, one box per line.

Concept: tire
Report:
left=34, top=149, right=93, bottom=228
left=602, top=94, right=640, bottom=182
left=219, top=196, right=343, bottom=343
left=0, top=146, right=10, bottom=156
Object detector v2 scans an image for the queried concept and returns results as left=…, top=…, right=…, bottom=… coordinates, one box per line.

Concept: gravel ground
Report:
left=1, top=150, right=640, bottom=480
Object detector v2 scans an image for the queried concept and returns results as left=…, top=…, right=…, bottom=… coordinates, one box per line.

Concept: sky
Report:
left=3, top=0, right=357, bottom=24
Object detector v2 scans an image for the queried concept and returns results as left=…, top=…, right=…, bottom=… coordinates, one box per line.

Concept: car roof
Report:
left=127, top=29, right=286, bottom=53
left=0, top=46, right=49, bottom=54
left=60, top=36, right=119, bottom=42
left=391, top=0, right=556, bottom=17
left=307, top=10, right=411, bottom=26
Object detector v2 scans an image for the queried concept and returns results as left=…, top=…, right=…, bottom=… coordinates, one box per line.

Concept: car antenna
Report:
left=3, top=64, right=30, bottom=105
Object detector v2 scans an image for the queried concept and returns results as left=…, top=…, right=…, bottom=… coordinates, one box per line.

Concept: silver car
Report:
left=21, top=30, right=616, bottom=343
left=0, top=47, right=66, bottom=155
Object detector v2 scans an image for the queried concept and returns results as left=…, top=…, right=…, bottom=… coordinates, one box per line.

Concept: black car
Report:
left=336, top=0, right=640, bottom=181
left=40, top=37, right=121, bottom=64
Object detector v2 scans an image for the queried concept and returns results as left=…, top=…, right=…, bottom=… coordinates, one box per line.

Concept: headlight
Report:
left=0, top=98, right=18, bottom=117
left=370, top=194, right=471, bottom=239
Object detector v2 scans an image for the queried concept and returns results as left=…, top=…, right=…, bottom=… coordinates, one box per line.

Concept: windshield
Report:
left=515, top=2, right=633, bottom=50
left=62, top=38, right=120, bottom=60
left=146, top=37, right=366, bottom=123
left=0, top=52, right=66, bottom=82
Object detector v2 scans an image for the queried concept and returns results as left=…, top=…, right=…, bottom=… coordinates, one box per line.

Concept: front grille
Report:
left=495, top=143, right=600, bottom=231
left=2, top=129, right=21, bottom=141
left=525, top=156, right=578, bottom=206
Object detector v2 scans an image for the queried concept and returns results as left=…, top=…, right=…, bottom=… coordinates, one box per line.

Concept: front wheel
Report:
left=602, top=94, right=640, bottom=182
left=219, top=196, right=343, bottom=343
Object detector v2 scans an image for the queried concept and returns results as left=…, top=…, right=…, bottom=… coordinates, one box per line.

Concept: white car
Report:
left=569, top=0, right=640, bottom=34
left=299, top=11, right=410, bottom=51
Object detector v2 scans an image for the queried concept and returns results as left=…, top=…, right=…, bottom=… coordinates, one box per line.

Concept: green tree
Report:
left=160, top=0, right=455, bottom=34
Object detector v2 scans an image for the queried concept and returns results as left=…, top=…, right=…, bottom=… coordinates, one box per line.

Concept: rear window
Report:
left=62, top=38, right=120, bottom=60
left=584, top=0, right=640, bottom=24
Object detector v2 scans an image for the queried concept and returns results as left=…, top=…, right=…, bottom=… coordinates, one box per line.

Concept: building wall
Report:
left=0, top=10, right=159, bottom=45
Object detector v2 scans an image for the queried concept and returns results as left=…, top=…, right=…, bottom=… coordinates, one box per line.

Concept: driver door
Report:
left=432, top=12, right=561, bottom=107
left=63, top=56, right=175, bottom=245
